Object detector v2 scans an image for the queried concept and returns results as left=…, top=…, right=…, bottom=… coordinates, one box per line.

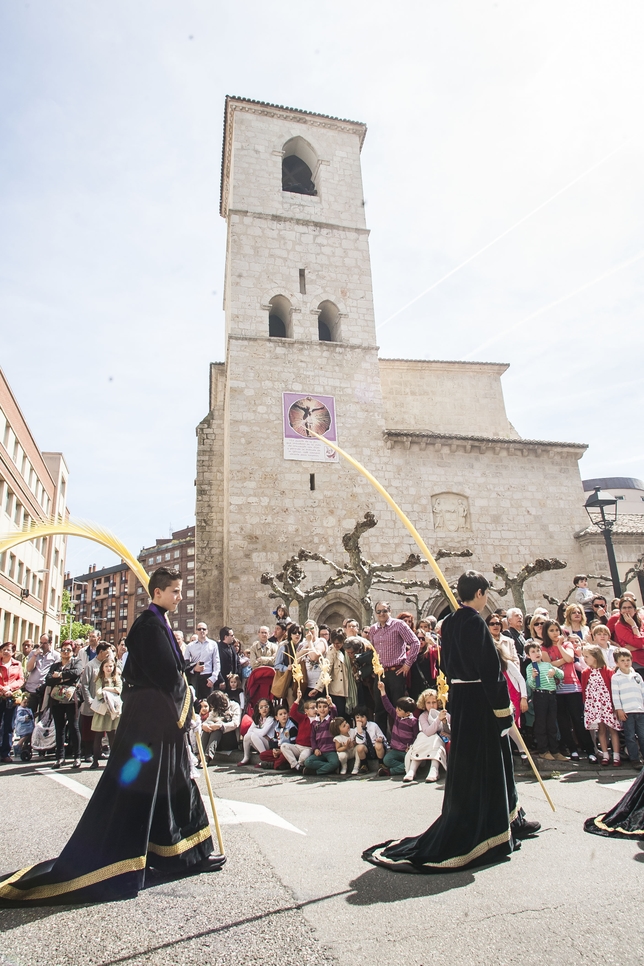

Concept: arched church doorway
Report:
left=311, top=593, right=361, bottom=630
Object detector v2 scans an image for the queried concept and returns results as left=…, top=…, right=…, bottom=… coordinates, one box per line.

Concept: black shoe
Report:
left=90, top=759, right=100, bottom=770
left=53, top=759, right=64, bottom=769
left=512, top=818, right=541, bottom=839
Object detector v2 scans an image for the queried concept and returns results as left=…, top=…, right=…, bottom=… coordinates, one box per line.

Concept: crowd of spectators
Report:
left=1, top=578, right=643, bottom=783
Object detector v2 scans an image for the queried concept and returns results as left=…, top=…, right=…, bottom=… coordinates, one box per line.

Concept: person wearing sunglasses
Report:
left=368, top=602, right=420, bottom=737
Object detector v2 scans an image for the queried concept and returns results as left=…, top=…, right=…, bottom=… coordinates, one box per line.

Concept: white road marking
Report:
left=36, top=768, right=305, bottom=835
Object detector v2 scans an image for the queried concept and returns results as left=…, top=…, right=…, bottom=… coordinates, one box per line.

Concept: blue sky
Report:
left=1, top=1, right=643, bottom=575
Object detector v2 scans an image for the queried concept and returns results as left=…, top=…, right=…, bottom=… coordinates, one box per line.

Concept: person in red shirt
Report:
left=611, top=597, right=644, bottom=673
left=0, top=641, right=25, bottom=763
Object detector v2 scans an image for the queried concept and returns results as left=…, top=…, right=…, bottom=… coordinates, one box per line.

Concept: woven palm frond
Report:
left=0, top=516, right=150, bottom=591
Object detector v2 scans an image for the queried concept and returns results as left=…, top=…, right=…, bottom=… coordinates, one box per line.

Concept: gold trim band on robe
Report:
left=177, top=675, right=192, bottom=729
left=148, top=825, right=212, bottom=857
left=0, top=855, right=147, bottom=902
left=592, top=814, right=643, bottom=836
left=493, top=706, right=514, bottom=718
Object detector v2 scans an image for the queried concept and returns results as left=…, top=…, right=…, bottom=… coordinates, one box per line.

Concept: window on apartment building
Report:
left=186, top=604, right=194, bottom=613
left=156, top=555, right=161, bottom=563
left=50, top=588, right=55, bottom=608
left=148, top=557, right=153, bottom=565
left=165, top=553, right=170, bottom=560
left=186, top=589, right=194, bottom=598
left=186, top=619, right=194, bottom=628
left=187, top=547, right=194, bottom=555
left=136, top=586, right=143, bottom=594
left=17, top=561, right=24, bottom=584
left=14, top=502, right=22, bottom=527
left=8, top=554, right=16, bottom=579
left=0, top=552, right=4, bottom=571
left=187, top=574, right=194, bottom=584
left=5, top=489, right=13, bottom=515
left=186, top=561, right=194, bottom=569
left=174, top=550, right=180, bottom=558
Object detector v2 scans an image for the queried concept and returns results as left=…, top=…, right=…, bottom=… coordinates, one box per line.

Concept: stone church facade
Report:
left=196, top=96, right=594, bottom=639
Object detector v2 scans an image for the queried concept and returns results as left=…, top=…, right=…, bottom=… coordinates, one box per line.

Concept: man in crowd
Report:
left=249, top=626, right=277, bottom=668
left=213, top=627, right=242, bottom=703
left=184, top=622, right=220, bottom=704
left=506, top=608, right=528, bottom=666
left=268, top=620, right=288, bottom=647
left=369, top=601, right=420, bottom=736
left=78, top=629, right=100, bottom=669
left=24, top=634, right=59, bottom=712
left=17, top=639, right=33, bottom=673
left=590, top=595, right=609, bottom=626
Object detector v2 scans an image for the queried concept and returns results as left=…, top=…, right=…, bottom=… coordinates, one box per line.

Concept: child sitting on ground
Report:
left=525, top=641, right=565, bottom=762
left=202, top=691, right=242, bottom=764
left=611, top=648, right=644, bottom=767
left=376, top=680, right=419, bottom=776
left=581, top=645, right=621, bottom=766
left=283, top=689, right=318, bottom=771
left=330, top=716, right=359, bottom=775
left=304, top=696, right=340, bottom=775
left=259, top=705, right=299, bottom=769
left=403, top=689, right=450, bottom=784
left=352, top=706, right=387, bottom=772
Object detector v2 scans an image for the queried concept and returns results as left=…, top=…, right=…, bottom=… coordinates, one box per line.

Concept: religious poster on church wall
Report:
left=282, top=392, right=338, bottom=462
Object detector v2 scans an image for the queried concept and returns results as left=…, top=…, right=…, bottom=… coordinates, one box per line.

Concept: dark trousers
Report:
left=51, top=702, right=80, bottom=760
left=330, top=695, right=346, bottom=718
left=26, top=688, right=44, bottom=714
left=192, top=674, right=211, bottom=708
left=80, top=713, right=94, bottom=757
left=0, top=700, right=15, bottom=757
left=532, top=690, right=559, bottom=754
left=622, top=712, right=644, bottom=763
left=556, top=691, right=594, bottom=755
left=373, top=669, right=407, bottom=737
left=93, top=729, right=115, bottom=761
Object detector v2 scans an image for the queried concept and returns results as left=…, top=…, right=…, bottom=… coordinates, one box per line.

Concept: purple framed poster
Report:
left=282, top=392, right=338, bottom=462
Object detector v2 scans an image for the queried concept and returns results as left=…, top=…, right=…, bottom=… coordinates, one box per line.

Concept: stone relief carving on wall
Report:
left=432, top=493, right=470, bottom=532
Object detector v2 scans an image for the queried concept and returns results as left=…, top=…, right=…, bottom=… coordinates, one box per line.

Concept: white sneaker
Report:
left=426, top=764, right=439, bottom=783
left=403, top=772, right=416, bottom=783
left=340, top=766, right=347, bottom=775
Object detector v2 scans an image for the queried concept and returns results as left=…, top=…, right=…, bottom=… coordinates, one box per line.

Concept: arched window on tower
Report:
left=282, top=137, right=318, bottom=196
left=268, top=295, right=293, bottom=339
left=317, top=300, right=341, bottom=342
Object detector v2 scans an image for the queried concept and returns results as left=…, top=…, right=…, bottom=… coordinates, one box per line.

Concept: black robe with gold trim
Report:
left=0, top=606, right=213, bottom=905
left=363, top=605, right=520, bottom=873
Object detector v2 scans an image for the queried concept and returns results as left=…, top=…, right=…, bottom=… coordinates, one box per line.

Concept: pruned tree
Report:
left=492, top=558, right=568, bottom=612
left=261, top=551, right=355, bottom=624
left=342, top=512, right=472, bottom=624
left=622, top=553, right=644, bottom=599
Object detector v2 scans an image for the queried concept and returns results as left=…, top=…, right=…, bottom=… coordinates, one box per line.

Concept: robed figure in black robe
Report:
left=584, top=768, right=644, bottom=839
left=0, top=603, right=216, bottom=905
left=363, top=604, right=522, bottom=873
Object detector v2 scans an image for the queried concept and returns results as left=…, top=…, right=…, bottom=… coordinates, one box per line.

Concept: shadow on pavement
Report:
left=344, top=865, right=475, bottom=904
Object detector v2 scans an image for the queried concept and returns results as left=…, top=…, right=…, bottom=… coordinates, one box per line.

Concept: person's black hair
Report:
left=318, top=623, right=330, bottom=632
left=591, top=595, right=607, bottom=606
left=96, top=642, right=111, bottom=654
left=573, top=575, right=587, bottom=586
left=252, top=697, right=274, bottom=725
left=149, top=567, right=182, bottom=599
left=353, top=705, right=371, bottom=719
left=396, top=696, right=417, bottom=714
left=330, top=627, right=346, bottom=646
left=456, top=570, right=489, bottom=602
left=275, top=620, right=288, bottom=631
left=219, top=626, right=233, bottom=641
left=287, top=623, right=303, bottom=642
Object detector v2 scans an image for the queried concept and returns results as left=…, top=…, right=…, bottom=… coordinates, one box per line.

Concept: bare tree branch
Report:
left=491, top=558, right=567, bottom=611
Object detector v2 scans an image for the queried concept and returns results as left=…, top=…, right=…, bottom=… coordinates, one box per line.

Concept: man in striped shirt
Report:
left=369, top=601, right=420, bottom=736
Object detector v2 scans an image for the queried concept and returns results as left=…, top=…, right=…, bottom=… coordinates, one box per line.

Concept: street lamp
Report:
left=584, top=487, right=622, bottom=598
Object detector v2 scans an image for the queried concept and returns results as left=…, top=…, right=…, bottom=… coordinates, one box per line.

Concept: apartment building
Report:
left=0, top=368, right=69, bottom=645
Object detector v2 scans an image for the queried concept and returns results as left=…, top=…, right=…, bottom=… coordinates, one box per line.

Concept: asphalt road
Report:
left=1, top=756, right=642, bottom=966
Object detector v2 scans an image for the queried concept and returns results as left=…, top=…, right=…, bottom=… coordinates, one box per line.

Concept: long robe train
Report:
left=0, top=690, right=213, bottom=905
left=584, top=768, right=644, bottom=839
left=363, top=681, right=520, bottom=872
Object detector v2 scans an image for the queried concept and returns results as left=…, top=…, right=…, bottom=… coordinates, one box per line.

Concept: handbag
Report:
left=50, top=685, right=76, bottom=704
left=271, top=642, right=296, bottom=698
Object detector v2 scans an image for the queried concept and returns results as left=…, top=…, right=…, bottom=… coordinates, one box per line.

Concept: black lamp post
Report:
left=584, top=487, right=622, bottom=598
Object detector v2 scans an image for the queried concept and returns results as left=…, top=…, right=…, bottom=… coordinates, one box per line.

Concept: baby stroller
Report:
left=31, top=708, right=57, bottom=758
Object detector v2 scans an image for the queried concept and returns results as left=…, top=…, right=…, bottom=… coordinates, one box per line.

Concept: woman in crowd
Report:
left=527, top=614, right=546, bottom=643
left=486, top=615, right=519, bottom=668
left=239, top=697, right=275, bottom=765
left=611, top=596, right=644, bottom=673
left=563, top=603, right=591, bottom=643
left=299, top=620, right=327, bottom=697
left=46, top=640, right=82, bottom=769
left=396, top=612, right=417, bottom=633
left=542, top=619, right=596, bottom=762
left=0, top=641, right=24, bottom=764
left=273, top=622, right=303, bottom=707
left=327, top=628, right=350, bottom=718
left=90, top=656, right=122, bottom=769
left=403, top=689, right=450, bottom=784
